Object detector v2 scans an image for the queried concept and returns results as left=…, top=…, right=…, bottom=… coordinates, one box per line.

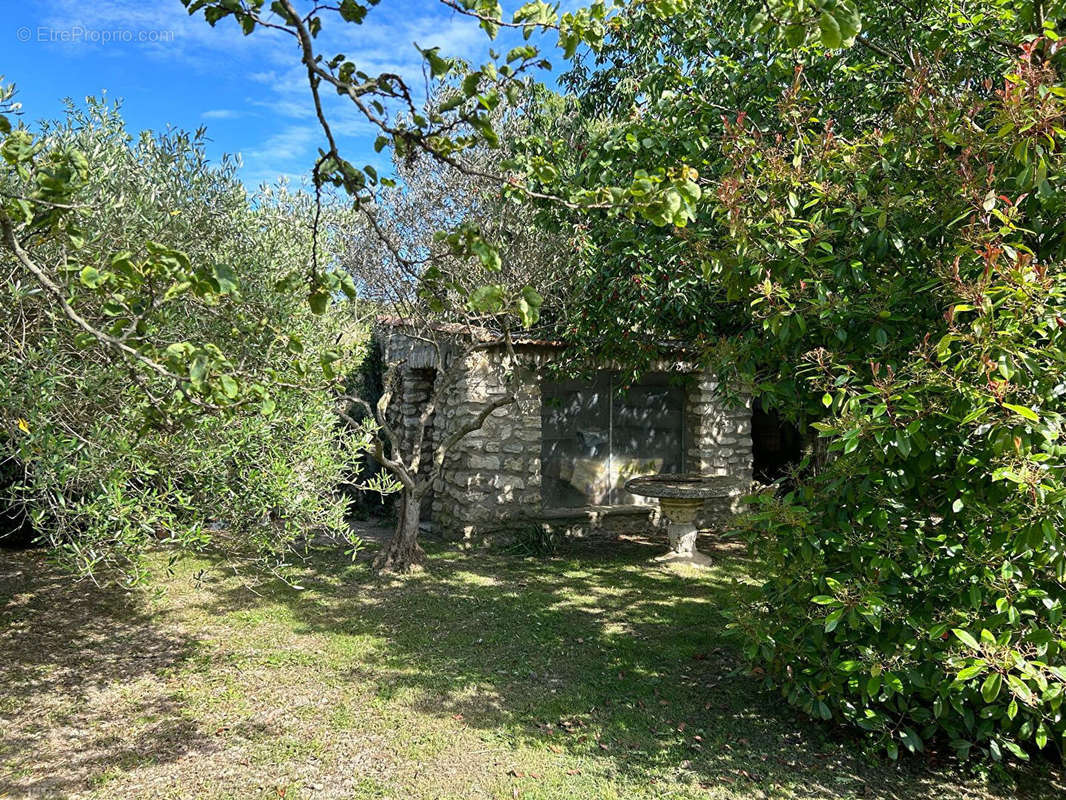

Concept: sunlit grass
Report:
left=1, top=535, right=1062, bottom=799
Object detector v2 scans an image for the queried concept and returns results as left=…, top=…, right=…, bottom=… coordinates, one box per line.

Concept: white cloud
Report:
left=243, top=124, right=320, bottom=161
left=237, top=124, right=321, bottom=186
left=202, top=108, right=241, bottom=119
left=240, top=168, right=311, bottom=192
left=36, top=0, right=292, bottom=67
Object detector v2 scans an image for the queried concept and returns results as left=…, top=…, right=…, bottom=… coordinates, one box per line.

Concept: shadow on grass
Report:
left=0, top=553, right=265, bottom=797
left=187, top=532, right=1062, bottom=799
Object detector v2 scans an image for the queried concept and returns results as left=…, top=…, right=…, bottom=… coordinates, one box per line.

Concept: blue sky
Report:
left=5, top=1, right=568, bottom=188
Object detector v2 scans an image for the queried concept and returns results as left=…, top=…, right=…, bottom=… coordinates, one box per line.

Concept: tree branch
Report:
left=429, top=390, right=515, bottom=481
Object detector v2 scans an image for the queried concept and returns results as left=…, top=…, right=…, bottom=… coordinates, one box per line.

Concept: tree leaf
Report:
left=1003, top=403, right=1039, bottom=422
left=818, top=12, right=842, bottom=49
left=219, top=374, right=238, bottom=399
left=952, top=629, right=981, bottom=650
left=79, top=266, right=104, bottom=288
left=308, top=290, right=329, bottom=315
left=981, top=673, right=1002, bottom=702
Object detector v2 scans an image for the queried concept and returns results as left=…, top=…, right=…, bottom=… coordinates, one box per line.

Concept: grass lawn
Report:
left=1, top=530, right=1063, bottom=799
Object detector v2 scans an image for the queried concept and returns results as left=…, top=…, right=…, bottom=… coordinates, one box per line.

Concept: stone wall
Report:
left=684, top=376, right=754, bottom=527
left=377, top=327, right=753, bottom=540
left=432, top=349, right=543, bottom=539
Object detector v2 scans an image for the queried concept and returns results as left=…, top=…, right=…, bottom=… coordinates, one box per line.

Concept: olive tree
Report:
left=335, top=96, right=569, bottom=571
left=0, top=94, right=368, bottom=581
left=181, top=0, right=699, bottom=572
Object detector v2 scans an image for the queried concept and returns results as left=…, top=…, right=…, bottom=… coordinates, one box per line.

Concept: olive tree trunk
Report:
left=373, top=489, right=425, bottom=572
left=340, top=350, right=516, bottom=574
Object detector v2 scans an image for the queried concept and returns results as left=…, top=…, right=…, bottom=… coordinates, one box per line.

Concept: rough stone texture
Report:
left=377, top=327, right=753, bottom=541
left=684, top=377, right=753, bottom=528
left=432, top=348, right=543, bottom=537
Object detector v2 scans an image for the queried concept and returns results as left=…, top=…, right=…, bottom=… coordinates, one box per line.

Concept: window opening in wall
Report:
left=540, top=371, right=685, bottom=508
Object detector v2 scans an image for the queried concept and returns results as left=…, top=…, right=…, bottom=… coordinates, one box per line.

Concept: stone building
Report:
left=377, top=319, right=755, bottom=542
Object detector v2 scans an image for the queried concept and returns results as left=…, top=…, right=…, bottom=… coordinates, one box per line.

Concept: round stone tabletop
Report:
left=624, top=473, right=737, bottom=500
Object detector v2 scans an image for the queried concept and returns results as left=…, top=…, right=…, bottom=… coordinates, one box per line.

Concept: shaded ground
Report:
left=1, top=530, right=1062, bottom=799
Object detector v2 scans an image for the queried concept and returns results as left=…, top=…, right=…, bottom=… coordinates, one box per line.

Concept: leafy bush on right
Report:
left=516, top=1, right=1066, bottom=761
left=728, top=45, right=1066, bottom=761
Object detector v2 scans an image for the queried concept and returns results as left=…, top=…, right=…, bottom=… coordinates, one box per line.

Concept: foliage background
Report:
left=1, top=99, right=367, bottom=582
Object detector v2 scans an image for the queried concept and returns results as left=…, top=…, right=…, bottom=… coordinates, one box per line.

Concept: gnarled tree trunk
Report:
left=373, top=489, right=425, bottom=572
left=340, top=338, right=516, bottom=574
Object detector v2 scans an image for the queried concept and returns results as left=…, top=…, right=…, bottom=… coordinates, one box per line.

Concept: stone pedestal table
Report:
left=623, top=474, right=736, bottom=568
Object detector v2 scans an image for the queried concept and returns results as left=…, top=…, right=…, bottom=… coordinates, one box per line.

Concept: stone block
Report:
left=468, top=454, right=500, bottom=471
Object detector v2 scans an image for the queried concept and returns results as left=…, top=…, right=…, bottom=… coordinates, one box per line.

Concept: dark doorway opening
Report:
left=0, top=454, right=36, bottom=549
left=751, top=401, right=803, bottom=483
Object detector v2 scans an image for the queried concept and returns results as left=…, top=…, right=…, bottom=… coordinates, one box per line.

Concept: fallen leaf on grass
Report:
left=508, top=769, right=541, bottom=779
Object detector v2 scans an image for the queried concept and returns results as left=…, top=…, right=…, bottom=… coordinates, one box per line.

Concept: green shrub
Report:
left=504, top=522, right=561, bottom=557
left=721, top=43, right=1066, bottom=761
left=504, top=1, right=1066, bottom=763
left=726, top=75, right=1066, bottom=758
left=735, top=421, right=1066, bottom=763
left=1, top=98, right=368, bottom=581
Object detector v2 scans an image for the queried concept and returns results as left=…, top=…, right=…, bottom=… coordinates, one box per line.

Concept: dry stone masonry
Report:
left=378, top=323, right=753, bottom=543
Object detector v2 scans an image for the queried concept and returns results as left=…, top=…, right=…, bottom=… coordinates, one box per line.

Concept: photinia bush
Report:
left=520, top=1, right=1066, bottom=760
left=727, top=44, right=1066, bottom=761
